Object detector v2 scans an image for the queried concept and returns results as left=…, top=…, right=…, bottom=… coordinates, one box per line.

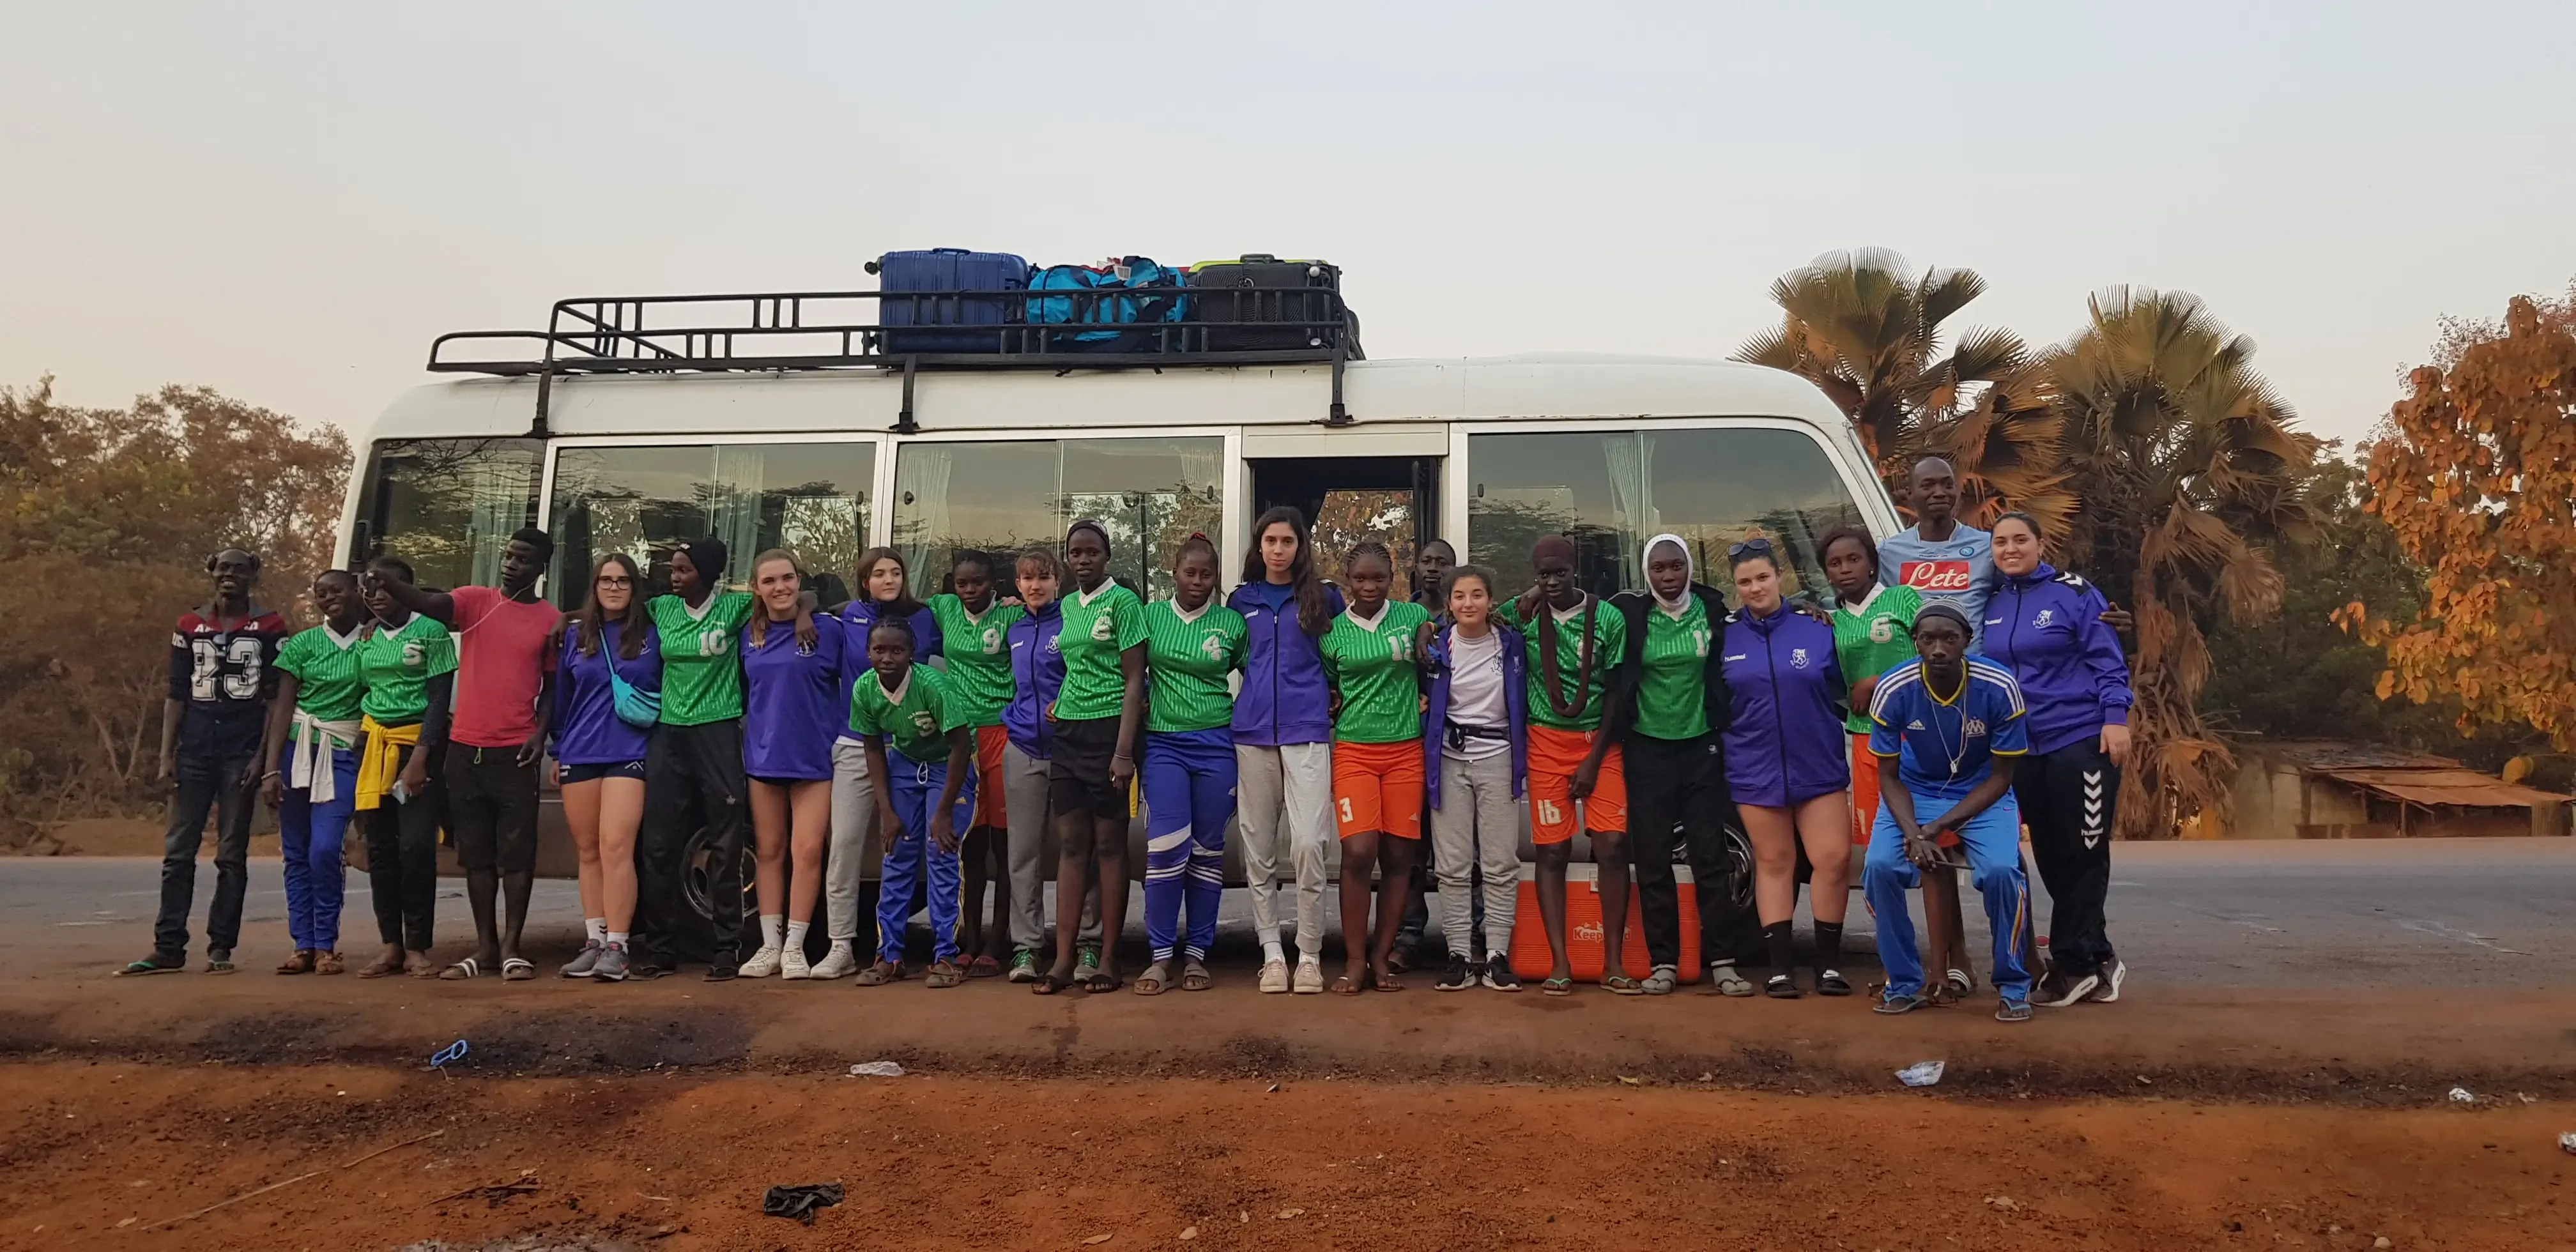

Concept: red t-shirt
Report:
left=448, top=585, right=561, bottom=749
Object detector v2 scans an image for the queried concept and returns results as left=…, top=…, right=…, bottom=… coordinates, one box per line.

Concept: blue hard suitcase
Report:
left=872, top=248, right=1029, bottom=353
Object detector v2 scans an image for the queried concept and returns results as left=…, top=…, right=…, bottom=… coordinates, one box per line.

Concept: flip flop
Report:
left=117, top=957, right=184, bottom=977
left=355, top=953, right=402, bottom=979
left=501, top=958, right=535, bottom=982
left=438, top=958, right=483, bottom=981
left=1080, top=972, right=1123, bottom=994
left=1602, top=973, right=1644, bottom=996
left=1371, top=971, right=1405, bottom=993
left=1330, top=975, right=1364, bottom=996
left=1031, top=972, right=1070, bottom=996
left=1541, top=976, right=1575, bottom=997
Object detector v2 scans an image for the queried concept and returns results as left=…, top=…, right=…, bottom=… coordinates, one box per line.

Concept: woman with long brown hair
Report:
left=1226, top=505, right=1344, bottom=995
left=548, top=553, right=660, bottom=981
left=739, top=550, right=845, bottom=979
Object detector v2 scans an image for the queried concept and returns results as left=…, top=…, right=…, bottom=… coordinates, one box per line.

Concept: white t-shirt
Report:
left=1444, top=629, right=1509, bottom=760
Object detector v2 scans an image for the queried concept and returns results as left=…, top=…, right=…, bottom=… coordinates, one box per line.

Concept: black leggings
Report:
left=2014, top=737, right=2119, bottom=977
left=1626, top=732, right=1742, bottom=970
left=365, top=742, right=440, bottom=952
left=638, top=719, right=749, bottom=966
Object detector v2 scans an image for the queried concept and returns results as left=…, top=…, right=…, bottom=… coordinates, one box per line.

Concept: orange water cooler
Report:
left=1507, top=863, right=1702, bottom=984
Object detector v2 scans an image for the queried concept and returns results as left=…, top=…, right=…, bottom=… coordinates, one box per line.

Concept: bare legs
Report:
left=1044, top=810, right=1127, bottom=988
left=1335, top=832, right=1420, bottom=990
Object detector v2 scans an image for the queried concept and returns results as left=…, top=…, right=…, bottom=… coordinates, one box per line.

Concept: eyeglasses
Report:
left=597, top=576, right=634, bottom=588
left=1728, top=538, right=1775, bottom=558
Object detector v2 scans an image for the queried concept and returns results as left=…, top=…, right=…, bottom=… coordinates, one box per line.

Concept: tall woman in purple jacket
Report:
left=1719, top=538, right=1854, bottom=998
left=1227, top=506, right=1344, bottom=996
left=1981, top=512, right=2134, bottom=1008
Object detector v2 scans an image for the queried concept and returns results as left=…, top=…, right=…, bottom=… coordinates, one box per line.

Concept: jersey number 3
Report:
left=190, top=637, right=263, bottom=700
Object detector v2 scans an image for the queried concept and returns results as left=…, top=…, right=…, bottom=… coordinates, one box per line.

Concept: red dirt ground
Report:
left=3, top=1061, right=2569, bottom=1251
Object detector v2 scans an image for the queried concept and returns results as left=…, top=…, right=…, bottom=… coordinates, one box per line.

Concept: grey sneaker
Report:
left=591, top=942, right=631, bottom=982
left=1641, top=965, right=1680, bottom=996
left=559, top=939, right=603, bottom=979
left=206, top=949, right=236, bottom=975
left=2086, top=958, right=2126, bottom=1004
left=1073, top=943, right=1101, bottom=984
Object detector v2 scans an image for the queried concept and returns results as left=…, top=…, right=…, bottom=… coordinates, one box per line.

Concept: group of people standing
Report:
left=125, top=454, right=2135, bottom=1019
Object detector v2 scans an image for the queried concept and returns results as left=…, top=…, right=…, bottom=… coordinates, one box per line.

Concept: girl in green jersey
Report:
left=1033, top=521, right=1147, bottom=995
left=1319, top=542, right=1432, bottom=993
left=1135, top=535, right=1246, bottom=994
left=931, top=551, right=1025, bottom=979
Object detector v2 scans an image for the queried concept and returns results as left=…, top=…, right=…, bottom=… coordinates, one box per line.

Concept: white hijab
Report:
left=1643, top=533, right=1693, bottom=613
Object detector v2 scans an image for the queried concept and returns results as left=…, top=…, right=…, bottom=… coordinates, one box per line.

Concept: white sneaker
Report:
left=808, top=944, right=859, bottom=981
left=1258, top=958, right=1291, bottom=994
left=739, top=943, right=784, bottom=979
left=1292, top=955, right=1325, bottom=995
left=779, top=945, right=811, bottom=981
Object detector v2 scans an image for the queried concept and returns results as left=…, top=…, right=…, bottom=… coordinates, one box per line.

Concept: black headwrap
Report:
left=684, top=536, right=730, bottom=582
left=1912, top=602, right=1973, bottom=637
left=1066, top=519, right=1110, bottom=554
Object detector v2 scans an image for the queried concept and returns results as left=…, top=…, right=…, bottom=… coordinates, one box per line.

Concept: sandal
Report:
left=1704, top=965, right=1755, bottom=997
left=355, top=951, right=402, bottom=979
left=275, top=950, right=315, bottom=975
left=854, top=960, right=905, bottom=986
left=1764, top=973, right=1803, bottom=999
left=965, top=954, right=1004, bottom=979
left=1080, top=971, right=1123, bottom=994
left=1031, top=972, right=1070, bottom=996
left=1372, top=970, right=1405, bottom=993
left=924, top=960, right=963, bottom=989
left=1602, top=973, right=1644, bottom=996
left=438, top=958, right=484, bottom=981
left=1180, top=958, right=1213, bottom=992
left=1874, top=991, right=1930, bottom=1015
left=1331, top=974, right=1365, bottom=996
left=501, top=958, right=536, bottom=982
left=314, top=950, right=345, bottom=976
left=1541, top=976, right=1575, bottom=997
left=1133, top=961, right=1171, bottom=996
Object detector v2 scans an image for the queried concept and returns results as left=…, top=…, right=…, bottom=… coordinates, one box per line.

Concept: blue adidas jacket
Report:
left=1718, top=603, right=1850, bottom=808
left=1979, top=563, right=2133, bottom=756
left=1227, top=581, right=1345, bottom=748
left=1422, top=620, right=1528, bottom=810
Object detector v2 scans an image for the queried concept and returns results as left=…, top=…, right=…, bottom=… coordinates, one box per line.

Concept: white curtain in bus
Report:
left=710, top=445, right=767, bottom=590
left=895, top=442, right=954, bottom=588
left=1604, top=431, right=1650, bottom=586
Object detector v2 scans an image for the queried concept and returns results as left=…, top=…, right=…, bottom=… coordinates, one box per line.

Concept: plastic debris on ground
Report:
left=429, top=1040, right=469, bottom=1069
left=1896, top=1060, right=1946, bottom=1088
left=847, top=1061, right=905, bottom=1078
left=2559, top=1132, right=2576, bottom=1156
left=761, top=1182, right=845, bottom=1225
left=2448, top=1086, right=2476, bottom=1103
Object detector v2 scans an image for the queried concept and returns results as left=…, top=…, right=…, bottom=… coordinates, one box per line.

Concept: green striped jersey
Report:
left=1143, top=599, right=1247, bottom=733
left=1630, top=598, right=1716, bottom=741
left=1053, top=580, right=1147, bottom=722
left=848, top=662, right=965, bottom=762
left=930, top=593, right=1024, bottom=729
left=276, top=623, right=369, bottom=724
left=356, top=613, right=456, bottom=724
left=1498, top=597, right=1627, bottom=731
left=648, top=592, right=755, bottom=726
left=1833, top=584, right=1922, bottom=733
left=1320, top=600, right=1430, bottom=744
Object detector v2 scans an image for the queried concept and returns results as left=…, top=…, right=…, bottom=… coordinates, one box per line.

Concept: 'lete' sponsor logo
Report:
left=1899, top=560, right=1974, bottom=592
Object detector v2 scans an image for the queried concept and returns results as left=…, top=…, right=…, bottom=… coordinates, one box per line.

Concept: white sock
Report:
left=585, top=917, right=607, bottom=943
left=785, top=920, right=809, bottom=951
left=828, top=936, right=854, bottom=955
left=606, top=931, right=629, bottom=949
left=1263, top=941, right=1285, bottom=965
left=760, top=914, right=784, bottom=949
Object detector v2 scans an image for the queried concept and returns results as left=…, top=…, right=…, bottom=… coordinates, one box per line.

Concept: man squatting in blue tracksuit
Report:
left=1861, top=602, right=2038, bottom=1021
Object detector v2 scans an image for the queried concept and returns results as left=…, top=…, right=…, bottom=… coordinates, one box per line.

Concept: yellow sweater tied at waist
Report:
left=356, top=715, right=423, bottom=812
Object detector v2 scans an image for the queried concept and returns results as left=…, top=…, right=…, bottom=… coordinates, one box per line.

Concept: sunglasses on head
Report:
left=1728, top=538, right=1775, bottom=558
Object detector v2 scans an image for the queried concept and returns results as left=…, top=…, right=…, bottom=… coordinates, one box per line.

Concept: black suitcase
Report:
left=1186, top=254, right=1350, bottom=352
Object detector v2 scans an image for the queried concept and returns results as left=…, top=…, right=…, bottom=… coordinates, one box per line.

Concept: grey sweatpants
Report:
left=1432, top=751, right=1520, bottom=960
left=825, top=738, right=878, bottom=943
left=1003, top=740, right=1098, bottom=952
left=1237, top=741, right=1333, bottom=957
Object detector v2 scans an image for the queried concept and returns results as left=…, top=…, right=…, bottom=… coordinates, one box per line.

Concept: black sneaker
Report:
left=1480, top=958, right=1522, bottom=992
left=1434, top=953, right=1476, bottom=992
left=2085, top=959, right=2126, bottom=1004
left=627, top=961, right=674, bottom=982
left=2034, top=969, right=2099, bottom=1007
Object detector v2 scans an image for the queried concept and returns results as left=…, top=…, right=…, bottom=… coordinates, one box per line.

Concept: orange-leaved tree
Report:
left=2351, top=287, right=2576, bottom=746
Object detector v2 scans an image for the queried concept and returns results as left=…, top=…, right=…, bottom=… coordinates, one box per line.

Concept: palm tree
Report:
left=2044, top=287, right=2321, bottom=838
left=1736, top=249, right=2072, bottom=531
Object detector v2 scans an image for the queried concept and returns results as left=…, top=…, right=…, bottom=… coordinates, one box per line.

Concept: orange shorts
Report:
left=1849, top=733, right=1877, bottom=846
left=972, top=724, right=1009, bottom=829
left=1528, top=724, right=1625, bottom=845
left=1331, top=739, right=1425, bottom=840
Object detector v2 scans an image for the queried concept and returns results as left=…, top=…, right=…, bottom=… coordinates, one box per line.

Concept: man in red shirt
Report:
left=368, top=528, right=560, bottom=981
left=121, top=549, right=290, bottom=975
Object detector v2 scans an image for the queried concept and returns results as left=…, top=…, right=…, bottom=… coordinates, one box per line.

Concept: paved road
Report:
left=4, top=839, right=2571, bottom=987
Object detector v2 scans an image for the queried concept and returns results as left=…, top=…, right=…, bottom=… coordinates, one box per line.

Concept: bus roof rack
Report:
left=428, top=286, right=1365, bottom=434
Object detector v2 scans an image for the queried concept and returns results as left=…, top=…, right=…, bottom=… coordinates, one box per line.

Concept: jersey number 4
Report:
left=190, top=637, right=263, bottom=700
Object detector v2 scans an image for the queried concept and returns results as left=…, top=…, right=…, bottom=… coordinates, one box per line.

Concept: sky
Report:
left=3, top=1, right=2570, bottom=453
